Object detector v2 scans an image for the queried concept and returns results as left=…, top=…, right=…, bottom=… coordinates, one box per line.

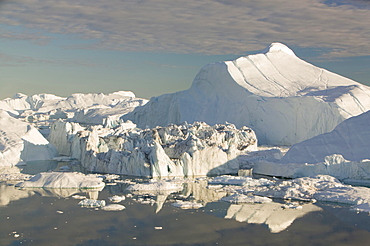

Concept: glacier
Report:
left=123, top=43, right=370, bottom=145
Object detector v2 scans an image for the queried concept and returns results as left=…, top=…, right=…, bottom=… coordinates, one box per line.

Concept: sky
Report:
left=1, top=0, right=370, bottom=100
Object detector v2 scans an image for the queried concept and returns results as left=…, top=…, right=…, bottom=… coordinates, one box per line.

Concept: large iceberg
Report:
left=0, top=110, right=57, bottom=167
left=124, top=43, right=370, bottom=145
left=253, top=110, right=370, bottom=180
left=49, top=121, right=257, bottom=178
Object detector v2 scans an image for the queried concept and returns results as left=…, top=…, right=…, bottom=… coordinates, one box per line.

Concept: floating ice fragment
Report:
left=171, top=201, right=204, bottom=209
left=78, top=199, right=106, bottom=208
left=101, top=204, right=126, bottom=211
left=71, top=195, right=87, bottom=200
left=108, top=195, right=126, bottom=203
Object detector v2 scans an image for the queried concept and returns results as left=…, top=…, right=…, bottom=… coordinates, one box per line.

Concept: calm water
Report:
left=1, top=161, right=370, bottom=245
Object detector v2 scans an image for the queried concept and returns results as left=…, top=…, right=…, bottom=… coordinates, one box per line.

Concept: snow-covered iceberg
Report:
left=49, top=121, right=257, bottom=178
left=253, top=111, right=370, bottom=180
left=0, top=110, right=58, bottom=167
left=124, top=43, right=370, bottom=145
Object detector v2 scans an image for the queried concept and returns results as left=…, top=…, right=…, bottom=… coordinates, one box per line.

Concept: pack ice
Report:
left=0, top=110, right=57, bottom=167
left=254, top=110, right=370, bottom=181
left=49, top=121, right=257, bottom=178
left=124, top=43, right=370, bottom=145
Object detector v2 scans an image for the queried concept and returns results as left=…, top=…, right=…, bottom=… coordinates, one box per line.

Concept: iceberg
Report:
left=123, top=43, right=370, bottom=145
left=0, top=110, right=58, bottom=167
left=49, top=121, right=257, bottom=178
left=254, top=111, right=370, bottom=180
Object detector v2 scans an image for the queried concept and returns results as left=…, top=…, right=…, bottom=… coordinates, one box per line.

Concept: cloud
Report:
left=0, top=0, right=370, bottom=57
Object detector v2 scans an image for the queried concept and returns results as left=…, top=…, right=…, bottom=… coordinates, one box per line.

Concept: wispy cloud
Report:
left=1, top=0, right=370, bottom=57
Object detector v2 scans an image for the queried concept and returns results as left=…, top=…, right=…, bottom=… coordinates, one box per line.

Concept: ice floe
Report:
left=101, top=204, right=126, bottom=211
left=78, top=199, right=106, bottom=208
left=171, top=201, right=204, bottom=209
left=108, top=195, right=126, bottom=203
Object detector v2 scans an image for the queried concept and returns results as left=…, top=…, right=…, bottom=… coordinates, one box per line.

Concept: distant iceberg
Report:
left=124, top=43, right=370, bottom=145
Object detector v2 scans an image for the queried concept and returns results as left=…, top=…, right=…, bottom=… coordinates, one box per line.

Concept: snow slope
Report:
left=253, top=110, right=370, bottom=180
left=0, top=110, right=58, bottom=167
left=281, top=110, right=370, bottom=163
left=124, top=43, right=370, bottom=145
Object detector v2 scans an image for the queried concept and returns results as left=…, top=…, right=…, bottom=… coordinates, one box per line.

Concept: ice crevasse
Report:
left=124, top=43, right=370, bottom=145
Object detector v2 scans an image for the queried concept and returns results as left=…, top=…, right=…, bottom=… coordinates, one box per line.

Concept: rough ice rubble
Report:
left=49, top=121, right=257, bottom=178
left=254, top=110, right=370, bottom=181
left=0, top=110, right=57, bottom=167
left=123, top=43, right=370, bottom=145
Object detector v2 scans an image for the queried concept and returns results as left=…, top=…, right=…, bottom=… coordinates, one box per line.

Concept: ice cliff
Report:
left=253, top=110, right=370, bottom=181
left=0, top=110, right=57, bottom=167
left=123, top=43, right=370, bottom=145
left=49, top=121, right=257, bottom=178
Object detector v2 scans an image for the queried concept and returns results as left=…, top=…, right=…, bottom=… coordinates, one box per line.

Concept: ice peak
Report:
left=262, top=42, right=295, bottom=56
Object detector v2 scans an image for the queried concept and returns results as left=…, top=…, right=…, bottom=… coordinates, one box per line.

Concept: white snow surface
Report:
left=254, top=110, right=370, bottom=180
left=0, top=110, right=58, bottom=167
left=282, top=110, right=370, bottom=164
left=123, top=43, right=370, bottom=145
left=50, top=121, right=257, bottom=178
left=16, top=172, right=105, bottom=189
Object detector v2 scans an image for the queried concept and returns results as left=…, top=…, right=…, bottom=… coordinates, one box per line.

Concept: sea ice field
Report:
left=2, top=43, right=370, bottom=245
